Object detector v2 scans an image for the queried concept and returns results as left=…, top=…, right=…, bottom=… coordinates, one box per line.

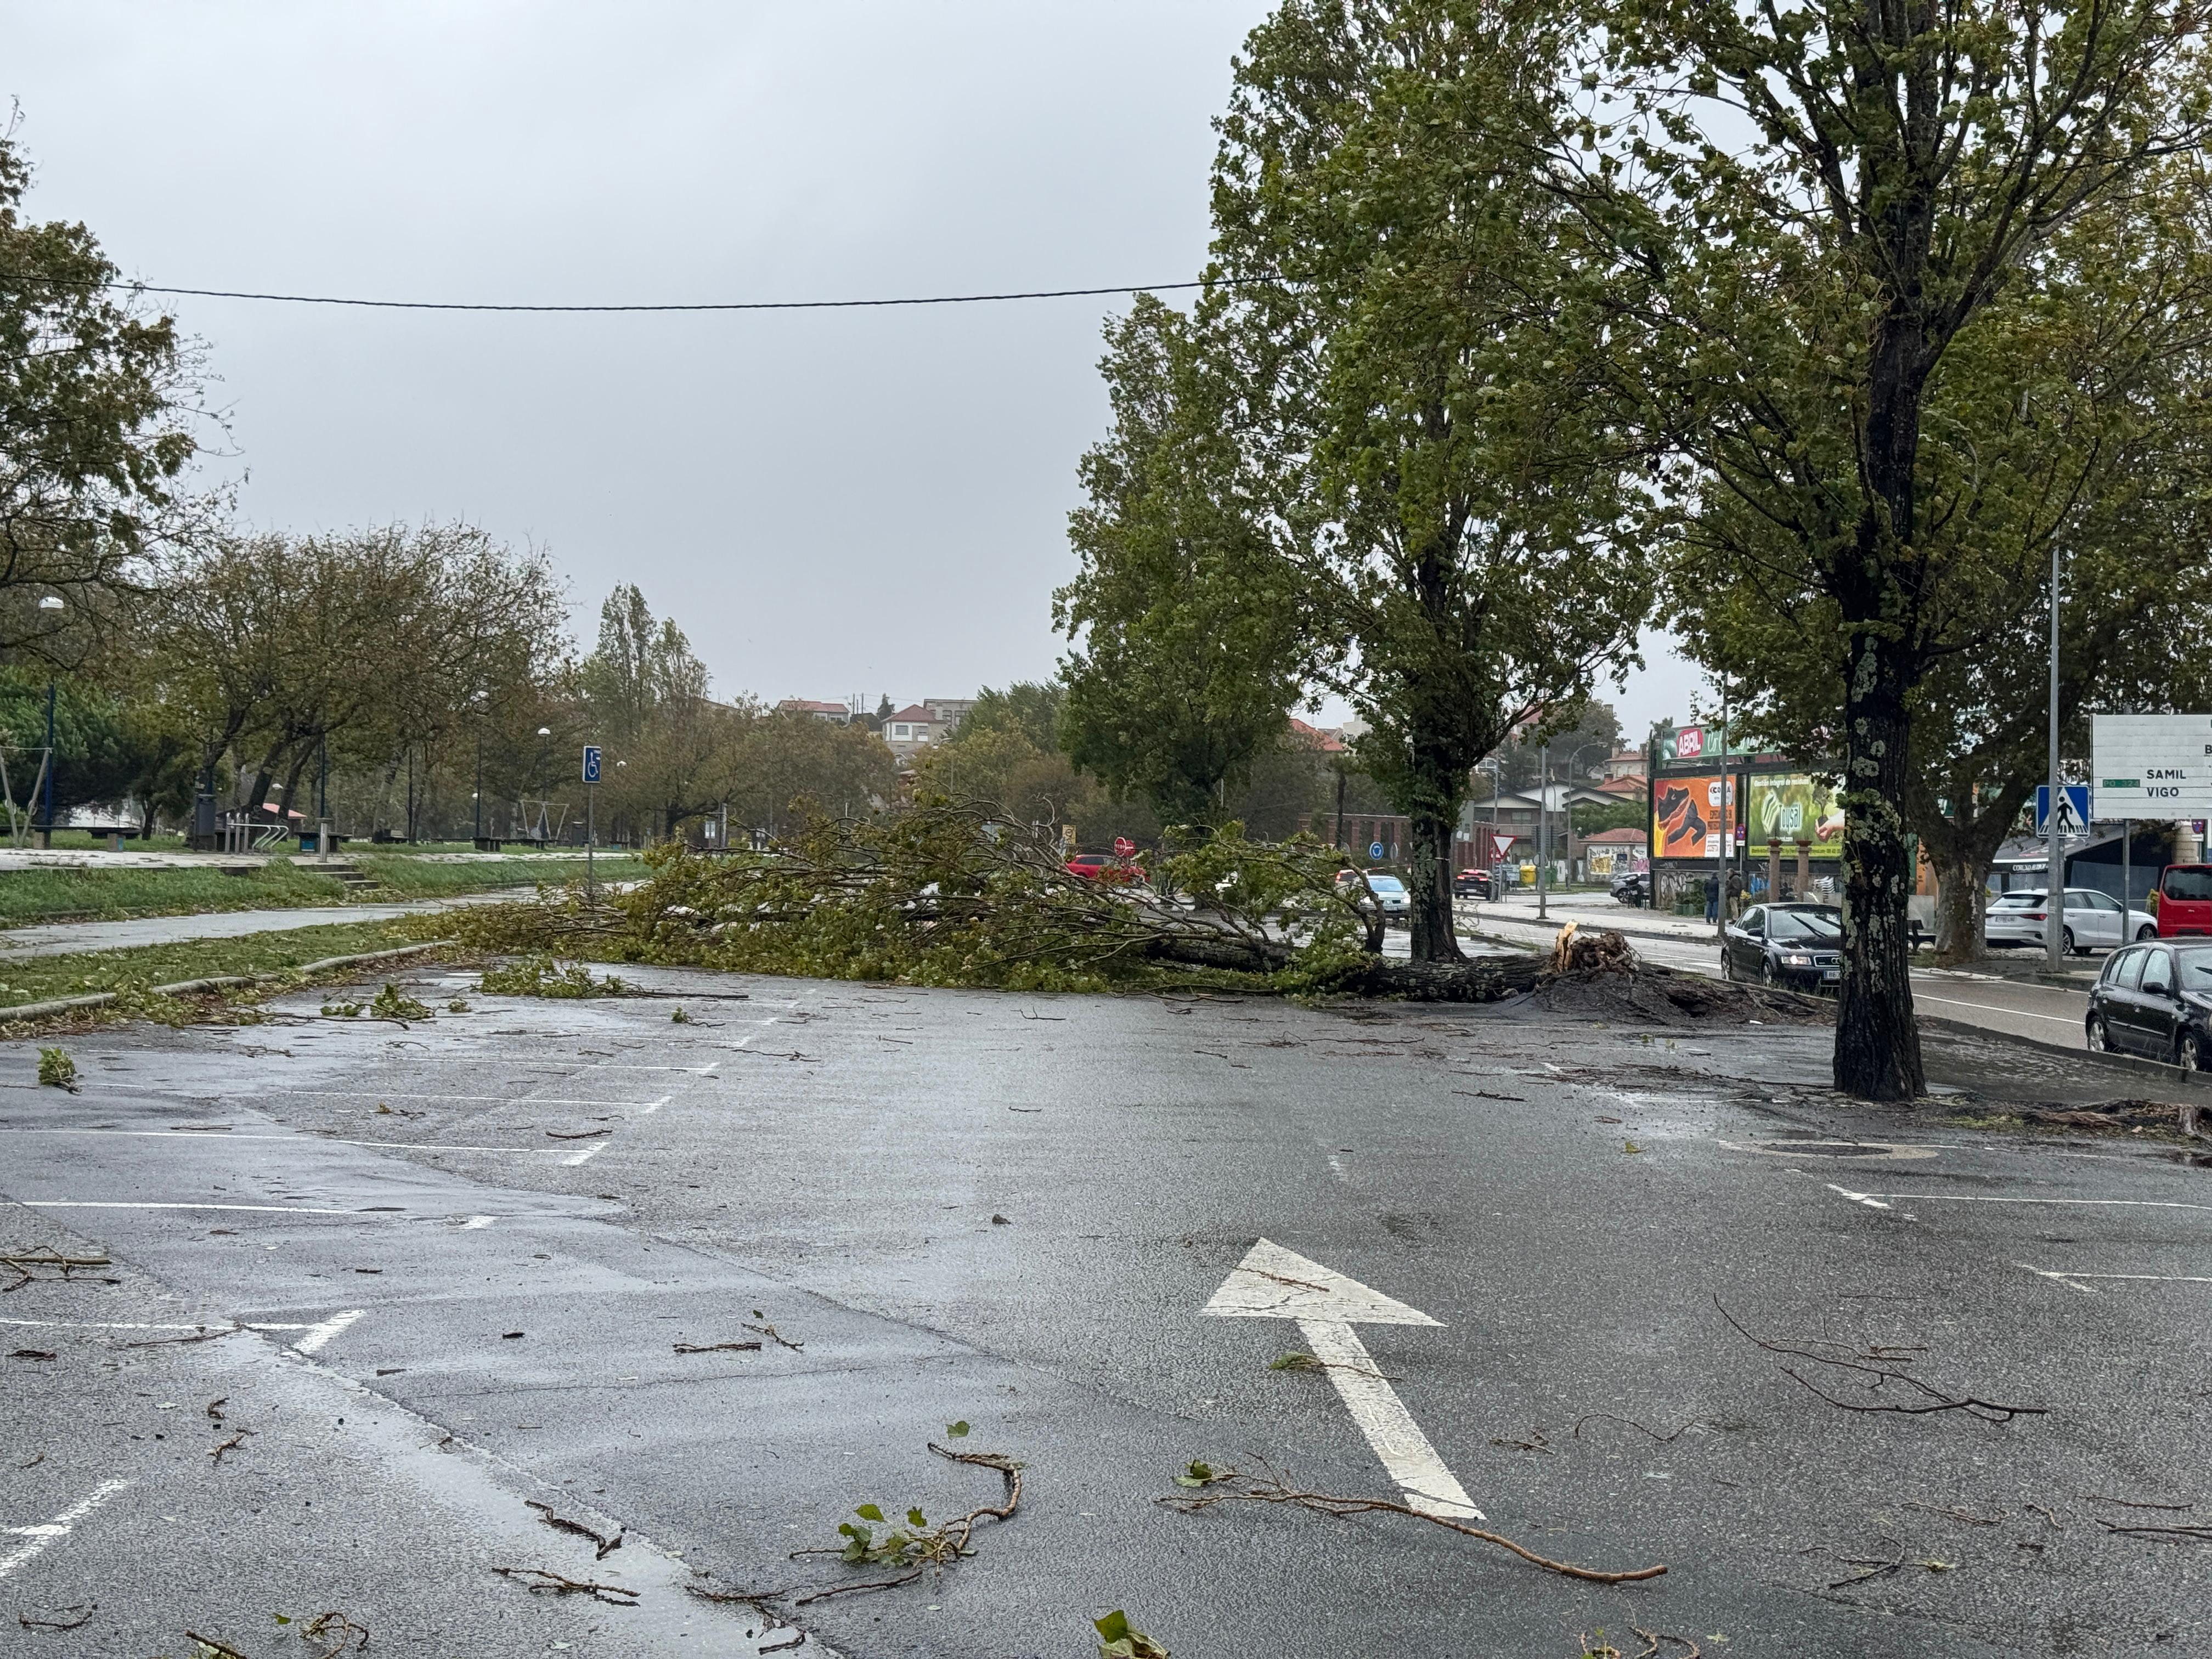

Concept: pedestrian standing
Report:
left=1725, top=868, right=1744, bottom=918
left=1705, top=871, right=1721, bottom=923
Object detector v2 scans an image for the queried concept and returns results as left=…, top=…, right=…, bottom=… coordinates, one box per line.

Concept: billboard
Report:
left=2094, top=714, right=2212, bottom=819
left=1748, top=775, right=1844, bottom=859
left=1654, top=773, right=1733, bottom=859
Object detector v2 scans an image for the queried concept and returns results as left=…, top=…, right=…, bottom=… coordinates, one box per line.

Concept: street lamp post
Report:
left=35, top=596, right=63, bottom=848
left=2046, top=541, right=2065, bottom=969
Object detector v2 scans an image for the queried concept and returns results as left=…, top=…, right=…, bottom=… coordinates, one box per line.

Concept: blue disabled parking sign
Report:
left=582, top=745, right=601, bottom=784
left=1369, top=840, right=1385, bottom=860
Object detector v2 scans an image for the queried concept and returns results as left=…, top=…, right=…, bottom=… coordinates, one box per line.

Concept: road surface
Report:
left=3, top=961, right=2207, bottom=1656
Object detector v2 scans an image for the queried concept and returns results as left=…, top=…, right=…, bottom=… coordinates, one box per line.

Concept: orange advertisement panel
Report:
left=1652, top=773, right=1733, bottom=860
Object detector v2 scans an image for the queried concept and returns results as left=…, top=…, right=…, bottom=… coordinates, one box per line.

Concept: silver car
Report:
left=1985, top=888, right=2155, bottom=954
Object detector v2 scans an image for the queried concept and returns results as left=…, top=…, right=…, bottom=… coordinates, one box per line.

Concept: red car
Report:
left=1065, top=853, right=1138, bottom=884
left=2158, top=864, right=2212, bottom=937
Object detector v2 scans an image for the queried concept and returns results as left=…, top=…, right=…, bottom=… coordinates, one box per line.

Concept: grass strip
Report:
left=0, top=853, right=649, bottom=927
left=0, top=918, right=436, bottom=1013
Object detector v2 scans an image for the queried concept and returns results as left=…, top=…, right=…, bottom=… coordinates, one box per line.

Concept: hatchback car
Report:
left=1452, top=867, right=1494, bottom=899
left=1610, top=871, right=1650, bottom=906
left=2087, top=940, right=2212, bottom=1068
left=1064, top=853, right=1137, bottom=885
left=1336, top=869, right=1412, bottom=924
left=1985, top=888, right=2153, bottom=953
left=1721, top=902, right=1844, bottom=990
left=2158, top=864, right=2212, bottom=938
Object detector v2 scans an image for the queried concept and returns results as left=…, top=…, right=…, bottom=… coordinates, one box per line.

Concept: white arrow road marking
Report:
left=0, top=1480, right=128, bottom=1580
left=1205, top=1239, right=1482, bottom=1521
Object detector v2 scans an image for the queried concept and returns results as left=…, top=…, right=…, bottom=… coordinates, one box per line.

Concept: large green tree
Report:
left=0, top=132, right=199, bottom=654
left=1602, top=2, right=2212, bottom=1093
left=1207, top=0, right=1655, bottom=960
left=1058, top=297, right=1309, bottom=828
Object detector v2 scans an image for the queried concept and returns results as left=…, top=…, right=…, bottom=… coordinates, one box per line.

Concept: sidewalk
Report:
left=0, top=893, right=507, bottom=958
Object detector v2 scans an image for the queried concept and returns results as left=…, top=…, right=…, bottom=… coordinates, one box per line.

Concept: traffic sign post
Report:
left=1368, top=840, right=1385, bottom=860
left=582, top=747, right=601, bottom=899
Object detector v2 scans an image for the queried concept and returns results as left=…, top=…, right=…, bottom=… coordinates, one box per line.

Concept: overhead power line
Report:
left=16, top=273, right=1277, bottom=314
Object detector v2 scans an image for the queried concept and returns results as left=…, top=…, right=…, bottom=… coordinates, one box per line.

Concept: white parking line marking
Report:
left=1, top=1480, right=129, bottom=1581
left=292, top=1308, right=365, bottom=1354
left=9, top=1201, right=371, bottom=1215
left=0, top=1129, right=538, bottom=1153
left=2019, top=1263, right=2212, bottom=1292
left=561, top=1141, right=609, bottom=1166
left=1830, top=1186, right=2212, bottom=1212
left=1915, top=995, right=2080, bottom=1026
left=634, top=1095, right=672, bottom=1116
left=459, top=1215, right=496, bottom=1229
left=78, top=1084, right=668, bottom=1107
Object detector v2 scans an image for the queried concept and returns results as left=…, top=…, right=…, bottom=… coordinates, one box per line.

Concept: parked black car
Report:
left=2087, top=940, right=2212, bottom=1068
left=1453, top=867, right=1496, bottom=899
left=1721, top=903, right=1844, bottom=991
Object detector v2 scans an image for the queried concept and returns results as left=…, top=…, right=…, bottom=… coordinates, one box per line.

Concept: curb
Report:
left=0, top=940, right=455, bottom=1027
left=1916, top=1012, right=2212, bottom=1096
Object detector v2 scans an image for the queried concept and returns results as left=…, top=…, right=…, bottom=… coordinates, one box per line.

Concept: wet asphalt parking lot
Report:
left=4, top=963, right=2211, bottom=1658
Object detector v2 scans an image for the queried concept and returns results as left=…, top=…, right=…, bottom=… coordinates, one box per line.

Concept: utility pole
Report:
left=2046, top=540, right=2065, bottom=969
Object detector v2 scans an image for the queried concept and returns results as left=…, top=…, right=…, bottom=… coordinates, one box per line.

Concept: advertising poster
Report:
left=1653, top=774, right=1731, bottom=859
left=1749, top=775, right=1844, bottom=859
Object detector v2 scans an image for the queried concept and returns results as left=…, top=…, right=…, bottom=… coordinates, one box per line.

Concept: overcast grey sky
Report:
left=5, top=1, right=1702, bottom=738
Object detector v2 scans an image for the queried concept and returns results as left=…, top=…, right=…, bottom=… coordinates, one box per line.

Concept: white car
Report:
left=1985, top=888, right=2155, bottom=954
left=1337, top=870, right=1412, bottom=924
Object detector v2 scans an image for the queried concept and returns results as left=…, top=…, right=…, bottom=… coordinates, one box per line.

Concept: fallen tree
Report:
left=437, top=805, right=1824, bottom=1018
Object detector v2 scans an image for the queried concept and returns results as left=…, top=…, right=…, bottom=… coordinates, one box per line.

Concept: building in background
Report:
left=777, top=699, right=852, bottom=724
left=882, top=704, right=945, bottom=762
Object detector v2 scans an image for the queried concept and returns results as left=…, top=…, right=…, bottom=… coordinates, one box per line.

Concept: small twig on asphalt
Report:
left=1825, top=1548, right=1905, bottom=1590
left=185, top=1632, right=252, bottom=1659
left=1452, top=1088, right=1527, bottom=1101
left=9, top=1347, right=57, bottom=1360
left=745, top=1321, right=804, bottom=1352
left=526, top=1499, right=623, bottom=1558
left=1630, top=1628, right=1701, bottom=1658
left=673, top=1340, right=762, bottom=1355
left=208, top=1430, right=249, bottom=1465
left=2079, top=1494, right=2194, bottom=1510
left=1158, top=1460, right=1666, bottom=1584
left=1572, top=1413, right=1703, bottom=1444
left=303, top=1609, right=370, bottom=1657
left=2, top=1247, right=113, bottom=1290
left=121, top=1324, right=241, bottom=1348
left=490, top=1566, right=639, bottom=1605
left=544, top=1128, right=612, bottom=1140
left=1901, top=1499, right=2001, bottom=1526
left=17, top=1605, right=94, bottom=1632
left=1717, top=1299, right=2045, bottom=1423
left=2097, top=1520, right=2212, bottom=1542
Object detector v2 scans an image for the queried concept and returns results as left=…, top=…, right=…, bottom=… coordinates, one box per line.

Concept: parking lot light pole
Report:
left=2047, top=540, right=2064, bottom=970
